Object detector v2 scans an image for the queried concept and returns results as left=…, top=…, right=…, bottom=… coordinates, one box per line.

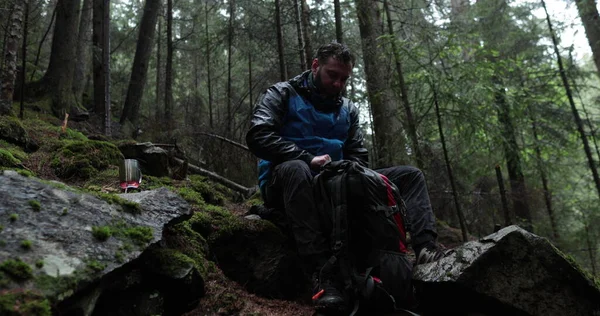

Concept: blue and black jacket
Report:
left=246, top=71, right=369, bottom=196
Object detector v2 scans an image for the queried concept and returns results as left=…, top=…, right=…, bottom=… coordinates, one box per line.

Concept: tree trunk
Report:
left=275, top=0, right=287, bottom=81
left=433, top=83, right=468, bottom=241
left=102, top=0, right=110, bottom=135
left=574, top=0, right=600, bottom=76
left=334, top=0, right=343, bottom=43
left=227, top=0, right=235, bottom=135
left=585, top=222, right=597, bottom=275
left=31, top=5, right=56, bottom=81
left=301, top=0, right=312, bottom=63
left=164, top=0, right=173, bottom=132
left=43, top=0, right=81, bottom=118
left=205, top=2, right=213, bottom=128
left=0, top=0, right=24, bottom=116
left=383, top=0, right=422, bottom=169
left=293, top=0, right=306, bottom=71
left=355, top=0, right=404, bottom=168
left=120, top=0, right=161, bottom=131
left=93, top=0, right=105, bottom=116
left=19, top=0, right=29, bottom=119
left=542, top=0, right=600, bottom=200
left=495, top=76, right=532, bottom=231
left=73, top=0, right=93, bottom=104
left=155, top=9, right=162, bottom=122
left=495, top=164, right=512, bottom=227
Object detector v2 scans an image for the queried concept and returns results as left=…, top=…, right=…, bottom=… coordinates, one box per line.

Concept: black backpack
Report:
left=313, top=160, right=415, bottom=315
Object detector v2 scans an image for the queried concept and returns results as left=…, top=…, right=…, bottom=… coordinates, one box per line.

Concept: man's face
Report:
left=311, top=57, right=353, bottom=97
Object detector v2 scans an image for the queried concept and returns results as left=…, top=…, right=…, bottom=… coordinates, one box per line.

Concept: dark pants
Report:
left=265, top=160, right=438, bottom=259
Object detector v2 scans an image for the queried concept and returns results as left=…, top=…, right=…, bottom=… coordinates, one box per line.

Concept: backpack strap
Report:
left=329, top=169, right=354, bottom=293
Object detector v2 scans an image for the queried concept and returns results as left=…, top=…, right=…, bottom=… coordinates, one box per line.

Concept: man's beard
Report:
left=314, top=68, right=341, bottom=98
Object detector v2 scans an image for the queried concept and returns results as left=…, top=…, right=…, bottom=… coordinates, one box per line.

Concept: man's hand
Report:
left=310, top=154, right=331, bottom=170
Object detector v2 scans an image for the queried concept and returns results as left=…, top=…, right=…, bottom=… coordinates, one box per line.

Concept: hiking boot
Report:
left=311, top=270, right=346, bottom=314
left=415, top=242, right=450, bottom=265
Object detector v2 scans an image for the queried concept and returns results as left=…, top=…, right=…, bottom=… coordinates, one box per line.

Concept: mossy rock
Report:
left=0, top=149, right=21, bottom=167
left=0, top=290, right=51, bottom=316
left=189, top=175, right=229, bottom=206
left=51, top=140, right=123, bottom=180
left=0, top=116, right=37, bottom=152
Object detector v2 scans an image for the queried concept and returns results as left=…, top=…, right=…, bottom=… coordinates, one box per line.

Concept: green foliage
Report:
left=61, top=207, right=68, bottom=216
left=28, top=200, right=41, bottom=212
left=51, top=140, right=123, bottom=180
left=0, top=291, right=51, bottom=316
left=20, top=240, right=32, bottom=250
left=92, top=226, right=112, bottom=241
left=86, top=260, right=106, bottom=273
left=0, top=149, right=21, bottom=167
left=93, top=192, right=141, bottom=214
left=0, top=259, right=33, bottom=281
left=9, top=214, right=18, bottom=222
left=122, top=226, right=154, bottom=246
left=35, top=260, right=44, bottom=269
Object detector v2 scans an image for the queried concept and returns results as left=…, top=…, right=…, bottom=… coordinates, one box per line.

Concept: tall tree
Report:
left=120, top=0, right=161, bottom=133
left=227, top=0, right=235, bottom=135
left=355, top=0, right=405, bottom=167
left=205, top=2, right=213, bottom=128
left=0, top=0, right=24, bottom=116
left=334, top=0, right=343, bottom=43
left=155, top=8, right=162, bottom=122
left=73, top=0, right=93, bottom=104
left=293, top=0, right=306, bottom=71
left=164, top=0, right=173, bottom=132
left=275, top=0, right=287, bottom=81
left=301, top=0, right=312, bottom=63
left=41, top=0, right=82, bottom=118
left=93, top=0, right=106, bottom=117
left=574, top=0, right=600, bottom=76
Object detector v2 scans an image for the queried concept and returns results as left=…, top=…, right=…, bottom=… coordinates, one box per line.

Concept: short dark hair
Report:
left=315, top=42, right=355, bottom=67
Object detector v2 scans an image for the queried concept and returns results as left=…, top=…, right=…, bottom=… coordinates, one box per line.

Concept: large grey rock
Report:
left=413, top=225, right=600, bottom=316
left=118, top=142, right=170, bottom=177
left=0, top=170, right=199, bottom=315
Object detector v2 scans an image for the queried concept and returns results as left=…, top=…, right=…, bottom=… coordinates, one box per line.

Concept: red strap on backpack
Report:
left=380, top=174, right=408, bottom=253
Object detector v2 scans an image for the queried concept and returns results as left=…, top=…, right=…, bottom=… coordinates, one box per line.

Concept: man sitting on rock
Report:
left=246, top=42, right=446, bottom=314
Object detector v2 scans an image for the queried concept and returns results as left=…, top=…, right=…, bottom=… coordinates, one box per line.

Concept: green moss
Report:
left=189, top=205, right=243, bottom=241
left=146, top=248, right=196, bottom=276
left=34, top=273, right=79, bottom=301
left=189, top=175, right=228, bottom=206
left=35, top=260, right=44, bottom=269
left=51, top=140, right=123, bottom=180
left=557, top=248, right=600, bottom=289
left=86, top=260, right=106, bottom=273
left=144, top=175, right=173, bottom=190
left=244, top=190, right=263, bottom=207
left=165, top=220, right=209, bottom=278
left=0, top=115, right=29, bottom=148
left=114, top=251, right=125, bottom=263
left=61, top=208, right=68, bottom=216
left=92, top=226, right=112, bottom=241
left=60, top=128, right=88, bottom=141
left=0, top=149, right=21, bottom=167
left=20, top=240, right=32, bottom=250
left=0, top=240, right=5, bottom=247
left=122, top=226, right=154, bottom=246
left=28, top=199, right=41, bottom=212
left=16, top=169, right=35, bottom=177
left=0, top=258, right=33, bottom=281
left=0, top=140, right=27, bottom=161
left=0, top=225, right=3, bottom=233
left=0, top=291, right=51, bottom=316
left=176, top=187, right=206, bottom=206
left=93, top=192, right=141, bottom=214
left=9, top=214, right=18, bottom=222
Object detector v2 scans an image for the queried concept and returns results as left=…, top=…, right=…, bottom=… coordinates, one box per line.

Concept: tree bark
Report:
left=275, top=0, right=287, bottom=81
left=93, top=0, right=105, bottom=116
left=334, top=0, right=343, bottom=43
left=301, top=0, right=312, bottom=63
left=164, top=0, right=173, bottom=132
left=120, top=0, right=161, bottom=131
left=205, top=2, right=213, bottom=128
left=155, top=8, right=162, bottom=122
left=0, top=0, right=24, bottom=116
left=355, top=0, right=405, bottom=167
left=43, top=0, right=81, bottom=118
left=73, top=0, right=93, bottom=104
left=384, top=0, right=422, bottom=169
left=102, top=0, right=110, bottom=135
left=227, top=0, right=235, bottom=135
left=542, top=0, right=600, bottom=200
left=574, top=0, right=600, bottom=76
left=495, top=164, right=512, bottom=227
left=293, top=0, right=306, bottom=71
left=19, top=0, right=29, bottom=119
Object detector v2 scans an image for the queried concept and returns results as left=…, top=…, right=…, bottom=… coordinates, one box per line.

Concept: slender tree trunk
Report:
left=120, top=0, right=160, bottom=131
left=73, top=0, right=93, bottom=103
left=334, top=0, right=343, bottom=43
left=205, top=2, right=213, bottom=128
left=355, top=0, right=404, bottom=167
left=31, top=5, right=56, bottom=81
left=19, top=0, right=29, bottom=119
left=275, top=0, right=287, bottom=81
left=43, top=0, right=82, bottom=118
left=529, top=111, right=559, bottom=241
left=102, top=0, right=110, bottom=135
left=293, top=0, right=306, bottom=71
left=585, top=222, right=597, bottom=275
left=301, top=0, right=312, bottom=63
left=432, top=83, right=468, bottom=241
left=93, top=0, right=105, bottom=116
left=0, top=0, right=24, bottom=116
left=494, top=76, right=532, bottom=231
left=227, top=0, right=235, bottom=135
left=164, top=0, right=173, bottom=132
left=542, top=0, right=600, bottom=199
left=495, top=164, right=512, bottom=227
left=384, top=0, right=422, bottom=169
left=155, top=9, right=162, bottom=122
left=248, top=42, right=253, bottom=117
left=574, top=0, right=600, bottom=77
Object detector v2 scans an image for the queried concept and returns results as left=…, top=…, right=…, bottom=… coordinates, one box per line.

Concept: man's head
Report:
left=311, top=42, right=355, bottom=97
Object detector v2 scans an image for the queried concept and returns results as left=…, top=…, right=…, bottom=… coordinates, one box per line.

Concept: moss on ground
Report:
left=93, top=192, right=141, bottom=214
left=0, top=259, right=33, bottom=281
left=0, top=149, right=21, bottom=167
left=165, top=219, right=211, bottom=278
left=145, top=248, right=197, bottom=276
left=0, top=290, right=51, bottom=316
left=51, top=140, right=123, bottom=180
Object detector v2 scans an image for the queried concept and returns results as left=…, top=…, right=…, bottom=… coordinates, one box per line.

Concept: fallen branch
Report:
left=172, top=157, right=255, bottom=197
left=196, top=132, right=249, bottom=152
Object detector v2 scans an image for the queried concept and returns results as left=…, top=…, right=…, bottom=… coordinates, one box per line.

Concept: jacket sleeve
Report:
left=246, top=85, right=315, bottom=166
left=344, top=101, right=369, bottom=168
